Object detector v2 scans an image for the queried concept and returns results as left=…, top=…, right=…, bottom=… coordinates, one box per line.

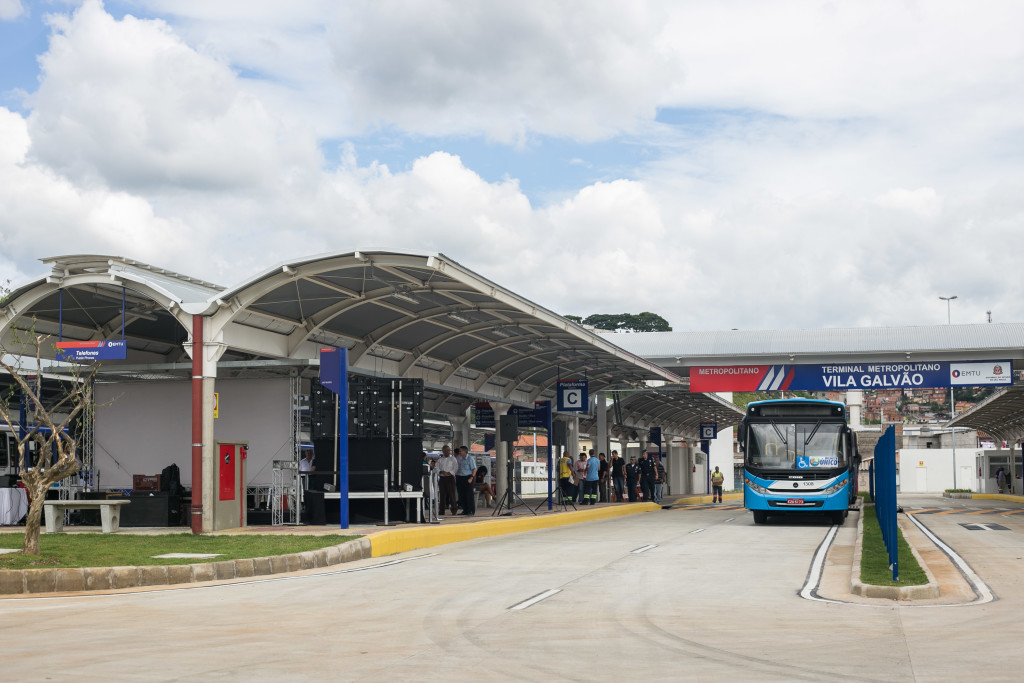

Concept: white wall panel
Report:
left=94, top=378, right=292, bottom=489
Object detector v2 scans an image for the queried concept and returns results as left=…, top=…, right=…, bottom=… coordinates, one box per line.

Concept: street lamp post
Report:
left=940, top=296, right=958, bottom=488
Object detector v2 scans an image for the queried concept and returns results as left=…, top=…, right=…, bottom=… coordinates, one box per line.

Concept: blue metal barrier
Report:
left=873, top=425, right=898, bottom=581
left=868, top=460, right=874, bottom=503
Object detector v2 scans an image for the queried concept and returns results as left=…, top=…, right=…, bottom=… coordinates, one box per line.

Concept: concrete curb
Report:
left=849, top=509, right=940, bottom=600
left=369, top=502, right=661, bottom=557
left=972, top=493, right=1024, bottom=503
left=1, top=502, right=664, bottom=595
left=0, top=536, right=373, bottom=596
left=665, top=492, right=741, bottom=507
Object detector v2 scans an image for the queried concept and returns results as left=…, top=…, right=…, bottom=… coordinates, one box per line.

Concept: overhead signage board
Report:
left=474, top=403, right=549, bottom=429
left=55, top=340, right=127, bottom=361
left=699, top=422, right=717, bottom=440
left=474, top=403, right=495, bottom=428
left=690, top=361, right=1014, bottom=392
left=949, top=361, right=1012, bottom=386
left=319, top=347, right=346, bottom=395
left=557, top=379, right=588, bottom=412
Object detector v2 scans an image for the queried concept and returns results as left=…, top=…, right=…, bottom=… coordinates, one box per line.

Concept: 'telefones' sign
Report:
left=690, top=360, right=1013, bottom=392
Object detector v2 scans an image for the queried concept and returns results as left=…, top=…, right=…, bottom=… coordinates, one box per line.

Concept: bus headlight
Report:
left=821, top=479, right=847, bottom=495
left=745, top=477, right=770, bottom=495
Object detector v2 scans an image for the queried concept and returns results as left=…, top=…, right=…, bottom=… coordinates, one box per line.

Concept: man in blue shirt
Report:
left=455, top=446, right=479, bottom=516
left=583, top=451, right=601, bottom=505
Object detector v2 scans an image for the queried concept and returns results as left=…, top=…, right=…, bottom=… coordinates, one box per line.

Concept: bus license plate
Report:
left=786, top=498, right=804, bottom=505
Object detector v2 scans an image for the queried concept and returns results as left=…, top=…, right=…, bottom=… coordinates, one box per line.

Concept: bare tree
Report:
left=0, top=336, right=98, bottom=555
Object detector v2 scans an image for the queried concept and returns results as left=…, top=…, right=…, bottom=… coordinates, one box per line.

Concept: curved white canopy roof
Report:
left=0, top=251, right=742, bottom=437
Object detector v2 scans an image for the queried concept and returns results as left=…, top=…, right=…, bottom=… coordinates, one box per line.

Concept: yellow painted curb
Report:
left=678, top=492, right=742, bottom=505
left=369, top=503, right=660, bottom=557
left=972, top=493, right=1024, bottom=503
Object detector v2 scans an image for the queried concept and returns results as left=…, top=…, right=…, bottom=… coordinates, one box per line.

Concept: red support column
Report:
left=190, top=314, right=204, bottom=534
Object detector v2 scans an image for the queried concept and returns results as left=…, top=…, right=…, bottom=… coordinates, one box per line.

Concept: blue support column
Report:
left=873, top=425, right=898, bottom=581
left=541, top=401, right=553, bottom=510
left=319, top=348, right=349, bottom=529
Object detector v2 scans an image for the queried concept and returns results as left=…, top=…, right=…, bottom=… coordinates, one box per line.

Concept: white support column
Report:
left=198, top=337, right=227, bottom=533
left=450, top=415, right=468, bottom=451
left=490, top=401, right=511, bottom=497
left=201, top=366, right=216, bottom=533
left=569, top=415, right=580, bottom=457
left=846, top=390, right=864, bottom=427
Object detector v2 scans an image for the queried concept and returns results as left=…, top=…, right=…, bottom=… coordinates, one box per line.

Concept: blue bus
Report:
left=738, top=398, right=860, bottom=525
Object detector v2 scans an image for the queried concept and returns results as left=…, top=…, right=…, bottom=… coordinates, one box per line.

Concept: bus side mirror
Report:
left=737, top=424, right=747, bottom=447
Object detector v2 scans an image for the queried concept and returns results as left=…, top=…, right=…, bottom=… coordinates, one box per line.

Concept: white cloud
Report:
left=0, top=107, right=199, bottom=274
left=2, top=0, right=1023, bottom=334
left=874, top=188, right=942, bottom=219
left=0, top=0, right=24, bottom=21
left=327, top=1, right=684, bottom=143
left=26, top=0, right=319, bottom=191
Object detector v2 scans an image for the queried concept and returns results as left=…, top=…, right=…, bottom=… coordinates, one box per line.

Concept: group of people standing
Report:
left=433, top=444, right=488, bottom=517
left=558, top=449, right=666, bottom=505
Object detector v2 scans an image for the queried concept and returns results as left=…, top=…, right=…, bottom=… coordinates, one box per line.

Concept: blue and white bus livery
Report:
left=737, top=398, right=860, bottom=525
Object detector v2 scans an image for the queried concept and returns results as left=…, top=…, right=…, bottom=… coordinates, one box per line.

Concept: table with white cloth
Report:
left=0, top=488, right=29, bottom=525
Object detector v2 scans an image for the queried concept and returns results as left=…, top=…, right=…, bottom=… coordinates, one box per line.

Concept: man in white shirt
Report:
left=436, top=445, right=459, bottom=516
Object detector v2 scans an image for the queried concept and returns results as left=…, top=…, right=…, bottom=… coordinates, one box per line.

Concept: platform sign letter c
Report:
left=564, top=388, right=582, bottom=408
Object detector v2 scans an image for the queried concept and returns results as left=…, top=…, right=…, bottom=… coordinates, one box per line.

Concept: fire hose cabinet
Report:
left=213, top=441, right=248, bottom=531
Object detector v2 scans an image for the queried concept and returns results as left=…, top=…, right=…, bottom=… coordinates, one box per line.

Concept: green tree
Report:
left=0, top=326, right=99, bottom=554
left=1, top=278, right=99, bottom=557
left=575, top=312, right=672, bottom=332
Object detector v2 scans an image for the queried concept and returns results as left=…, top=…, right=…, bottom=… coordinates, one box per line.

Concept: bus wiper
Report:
left=769, top=419, right=787, bottom=444
left=804, top=420, right=822, bottom=446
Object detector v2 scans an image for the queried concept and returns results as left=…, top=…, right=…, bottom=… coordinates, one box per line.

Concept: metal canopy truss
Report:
left=0, top=251, right=719, bottom=438
left=581, top=384, right=743, bottom=441
left=949, top=385, right=1024, bottom=443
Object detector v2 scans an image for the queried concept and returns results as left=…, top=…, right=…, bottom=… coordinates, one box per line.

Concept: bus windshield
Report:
left=746, top=421, right=846, bottom=471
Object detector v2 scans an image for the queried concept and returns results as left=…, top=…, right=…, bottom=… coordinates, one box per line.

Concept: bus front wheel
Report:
left=753, top=510, right=768, bottom=524
left=831, top=510, right=846, bottom=525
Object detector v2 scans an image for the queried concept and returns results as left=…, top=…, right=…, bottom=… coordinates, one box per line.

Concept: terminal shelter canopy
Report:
left=0, top=251, right=738, bottom=438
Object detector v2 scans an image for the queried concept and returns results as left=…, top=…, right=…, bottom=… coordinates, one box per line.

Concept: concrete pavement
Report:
left=2, top=490, right=1016, bottom=600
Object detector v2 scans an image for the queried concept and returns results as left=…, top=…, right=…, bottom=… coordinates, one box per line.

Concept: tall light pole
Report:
left=939, top=295, right=957, bottom=325
left=940, top=296, right=958, bottom=488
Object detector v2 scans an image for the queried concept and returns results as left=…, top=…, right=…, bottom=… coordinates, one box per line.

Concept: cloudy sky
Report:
left=1, top=0, right=1022, bottom=331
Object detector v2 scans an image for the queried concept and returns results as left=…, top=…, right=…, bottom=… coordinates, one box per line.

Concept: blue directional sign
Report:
left=557, top=379, right=588, bottom=412
left=474, top=403, right=548, bottom=429
left=55, top=340, right=127, bottom=361
left=699, top=421, right=718, bottom=440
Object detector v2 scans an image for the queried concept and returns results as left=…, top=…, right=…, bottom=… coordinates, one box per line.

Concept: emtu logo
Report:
left=952, top=369, right=960, bottom=378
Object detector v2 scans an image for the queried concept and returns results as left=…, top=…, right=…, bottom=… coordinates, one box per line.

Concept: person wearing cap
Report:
left=625, top=456, right=640, bottom=502
left=638, top=452, right=656, bottom=503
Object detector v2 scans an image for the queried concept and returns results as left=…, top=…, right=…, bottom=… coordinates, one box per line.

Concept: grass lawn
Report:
left=0, top=532, right=360, bottom=570
left=859, top=505, right=928, bottom=586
